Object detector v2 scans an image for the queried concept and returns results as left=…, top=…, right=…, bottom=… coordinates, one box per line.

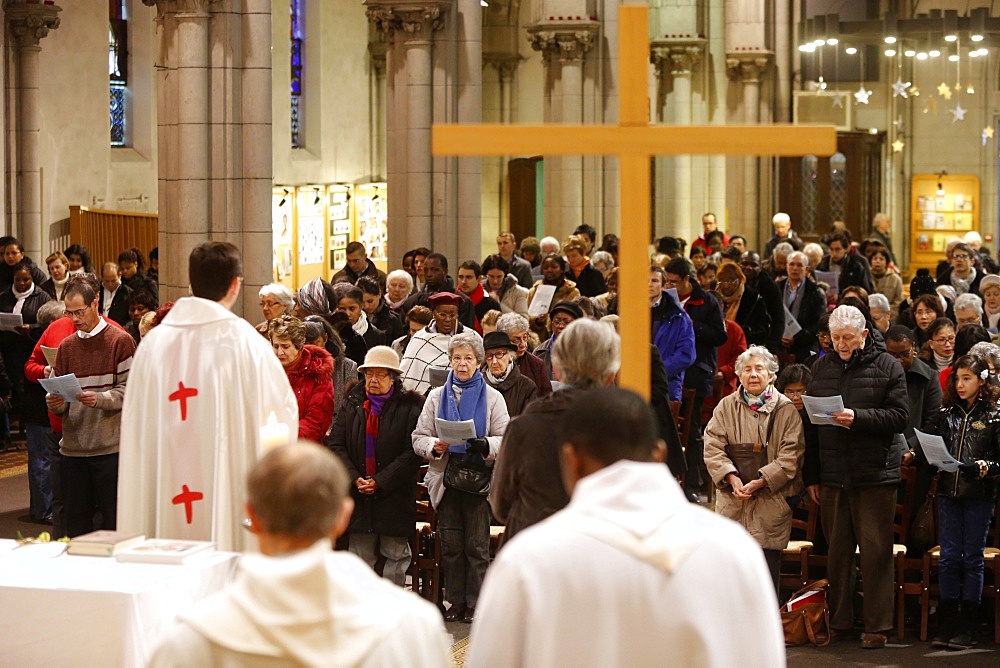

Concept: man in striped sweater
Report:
left=46, top=278, right=136, bottom=537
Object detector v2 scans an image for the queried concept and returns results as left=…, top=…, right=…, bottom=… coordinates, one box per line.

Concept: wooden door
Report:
left=508, top=157, right=542, bottom=243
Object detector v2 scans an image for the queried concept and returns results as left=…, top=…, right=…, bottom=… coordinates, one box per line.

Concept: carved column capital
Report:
left=650, top=39, right=706, bottom=79
left=368, top=41, right=388, bottom=77
left=364, top=0, right=452, bottom=40
left=4, top=1, right=61, bottom=47
left=725, top=51, right=772, bottom=84
left=483, top=52, right=520, bottom=80
left=140, top=0, right=219, bottom=17
left=526, top=20, right=599, bottom=64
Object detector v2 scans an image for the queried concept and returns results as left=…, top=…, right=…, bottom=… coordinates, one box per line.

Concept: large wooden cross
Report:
left=433, top=4, right=835, bottom=399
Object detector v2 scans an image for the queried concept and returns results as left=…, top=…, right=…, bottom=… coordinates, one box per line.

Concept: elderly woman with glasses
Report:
left=327, top=346, right=425, bottom=586
left=481, top=331, right=537, bottom=418
left=703, top=345, right=805, bottom=599
left=413, top=332, right=510, bottom=624
left=256, top=284, right=295, bottom=335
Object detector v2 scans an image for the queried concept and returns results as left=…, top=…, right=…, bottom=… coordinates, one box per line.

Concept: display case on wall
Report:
left=353, top=182, right=388, bottom=271
left=327, top=184, right=352, bottom=279
left=296, top=185, right=327, bottom=286
left=271, top=187, right=294, bottom=289
left=909, top=173, right=979, bottom=275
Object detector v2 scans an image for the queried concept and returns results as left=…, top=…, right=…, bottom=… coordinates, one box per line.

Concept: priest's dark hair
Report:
left=189, top=241, right=242, bottom=301
left=559, top=387, right=658, bottom=465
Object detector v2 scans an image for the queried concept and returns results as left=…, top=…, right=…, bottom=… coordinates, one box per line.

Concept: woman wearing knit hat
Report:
left=980, top=274, right=1000, bottom=332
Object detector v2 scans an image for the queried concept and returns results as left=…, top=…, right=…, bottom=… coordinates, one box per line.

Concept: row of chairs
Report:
left=780, top=465, right=1000, bottom=642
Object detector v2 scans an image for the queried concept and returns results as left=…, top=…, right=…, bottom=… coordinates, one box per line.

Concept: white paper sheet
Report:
left=528, top=284, right=556, bottom=316
left=783, top=305, right=802, bottom=338
left=40, top=345, right=58, bottom=367
left=814, top=271, right=839, bottom=296
left=801, top=394, right=847, bottom=427
left=435, top=417, right=478, bottom=448
left=913, top=429, right=962, bottom=472
left=39, top=373, right=84, bottom=403
left=0, top=313, right=23, bottom=332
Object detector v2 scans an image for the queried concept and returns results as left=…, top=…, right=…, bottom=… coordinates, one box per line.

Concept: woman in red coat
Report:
left=269, top=315, right=335, bottom=442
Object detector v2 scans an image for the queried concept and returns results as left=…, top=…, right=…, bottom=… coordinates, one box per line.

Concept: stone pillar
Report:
left=5, top=1, right=61, bottom=261
left=454, top=0, right=482, bottom=262
left=366, top=1, right=450, bottom=256
left=526, top=20, right=598, bottom=240
left=483, top=54, right=518, bottom=232
left=144, top=0, right=272, bottom=316
left=652, top=42, right=702, bottom=236
left=368, top=40, right=388, bottom=179
left=726, top=52, right=771, bottom=243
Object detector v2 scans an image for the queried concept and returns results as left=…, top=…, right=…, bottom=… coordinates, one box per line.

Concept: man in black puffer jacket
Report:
left=803, top=304, right=909, bottom=650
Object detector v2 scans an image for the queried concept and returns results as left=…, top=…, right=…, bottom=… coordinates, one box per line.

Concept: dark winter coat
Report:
left=745, top=273, right=784, bottom=349
left=484, top=362, right=538, bottom=418
left=936, top=265, right=984, bottom=296
left=777, top=276, right=827, bottom=363
left=0, top=256, right=46, bottom=295
left=489, top=387, right=578, bottom=542
left=327, top=381, right=425, bottom=537
left=566, top=263, right=606, bottom=298
left=817, top=251, right=874, bottom=294
left=400, top=277, right=476, bottom=330
left=930, top=398, right=1000, bottom=501
left=99, top=283, right=133, bottom=327
left=285, top=344, right=336, bottom=442
left=331, top=259, right=387, bottom=292
left=733, top=285, right=772, bottom=348
left=515, top=350, right=553, bottom=396
left=804, top=343, right=909, bottom=488
left=122, top=272, right=158, bottom=303
left=680, top=283, right=727, bottom=396
left=370, top=302, right=404, bottom=344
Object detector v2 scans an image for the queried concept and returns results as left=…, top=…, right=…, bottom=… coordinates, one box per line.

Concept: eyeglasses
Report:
left=784, top=389, right=807, bottom=397
left=932, top=336, right=956, bottom=345
left=508, top=334, right=529, bottom=345
left=551, top=317, right=575, bottom=327
left=717, top=278, right=741, bottom=286
left=451, top=355, right=477, bottom=365
left=485, top=351, right=508, bottom=361
left=952, top=254, right=971, bottom=261
left=363, top=370, right=391, bottom=380
left=260, top=301, right=280, bottom=308
left=64, top=306, right=90, bottom=318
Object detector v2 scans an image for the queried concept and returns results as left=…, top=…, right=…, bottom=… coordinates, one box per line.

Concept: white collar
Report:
left=77, top=316, right=109, bottom=339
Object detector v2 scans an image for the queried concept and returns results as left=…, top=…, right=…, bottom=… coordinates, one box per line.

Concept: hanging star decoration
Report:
left=983, top=127, right=995, bottom=146
left=893, top=115, right=904, bottom=131
left=854, top=85, right=872, bottom=105
left=892, top=78, right=911, bottom=98
left=909, top=85, right=920, bottom=97
left=831, top=93, right=844, bottom=108
left=937, top=82, right=952, bottom=99
left=951, top=103, right=967, bottom=122
left=892, top=139, right=905, bottom=152
left=924, top=97, right=938, bottom=114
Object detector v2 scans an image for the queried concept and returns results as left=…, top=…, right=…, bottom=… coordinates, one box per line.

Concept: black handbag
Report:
left=725, top=411, right=776, bottom=484
left=443, top=452, right=492, bottom=496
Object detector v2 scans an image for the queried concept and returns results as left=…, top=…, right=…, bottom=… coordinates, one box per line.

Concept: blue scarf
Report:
left=438, top=369, right=488, bottom=453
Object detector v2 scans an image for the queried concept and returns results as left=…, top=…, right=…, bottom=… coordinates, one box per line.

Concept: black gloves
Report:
left=466, top=438, right=489, bottom=456
left=958, top=461, right=981, bottom=479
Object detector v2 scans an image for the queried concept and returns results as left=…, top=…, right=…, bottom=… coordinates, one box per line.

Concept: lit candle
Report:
left=259, top=411, right=290, bottom=453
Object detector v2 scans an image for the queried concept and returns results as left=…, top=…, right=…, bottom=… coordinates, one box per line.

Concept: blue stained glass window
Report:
left=290, top=0, right=304, bottom=148
left=109, top=1, right=128, bottom=146
left=111, top=84, right=126, bottom=147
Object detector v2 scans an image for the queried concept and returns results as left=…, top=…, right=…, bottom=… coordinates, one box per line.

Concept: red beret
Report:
left=427, top=292, right=463, bottom=307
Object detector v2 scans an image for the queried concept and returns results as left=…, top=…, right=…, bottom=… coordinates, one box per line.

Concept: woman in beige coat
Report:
left=704, top=345, right=804, bottom=599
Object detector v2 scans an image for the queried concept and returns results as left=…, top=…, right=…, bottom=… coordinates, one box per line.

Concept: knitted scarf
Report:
left=742, top=384, right=774, bottom=411
left=569, top=255, right=589, bottom=277
left=11, top=283, right=34, bottom=315
left=438, top=369, right=488, bottom=453
left=363, top=385, right=395, bottom=476
left=719, top=283, right=744, bottom=322
left=467, top=284, right=486, bottom=334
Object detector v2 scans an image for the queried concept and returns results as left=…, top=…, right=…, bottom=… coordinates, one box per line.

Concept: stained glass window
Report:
left=290, top=0, right=304, bottom=148
left=109, top=0, right=128, bottom=146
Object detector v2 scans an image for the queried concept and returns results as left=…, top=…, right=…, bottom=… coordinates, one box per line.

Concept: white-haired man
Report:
left=151, top=443, right=449, bottom=666
left=803, top=305, right=908, bottom=649
left=763, top=212, right=803, bottom=259
left=954, top=292, right=986, bottom=329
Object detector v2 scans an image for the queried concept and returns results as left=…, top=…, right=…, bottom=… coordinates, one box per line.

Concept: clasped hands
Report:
left=355, top=477, right=379, bottom=495
left=727, top=472, right=766, bottom=499
left=44, top=391, right=98, bottom=411
left=431, top=437, right=489, bottom=457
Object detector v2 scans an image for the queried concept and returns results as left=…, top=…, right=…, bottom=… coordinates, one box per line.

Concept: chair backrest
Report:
left=674, top=387, right=697, bottom=446
left=893, top=464, right=918, bottom=545
left=788, top=495, right=819, bottom=542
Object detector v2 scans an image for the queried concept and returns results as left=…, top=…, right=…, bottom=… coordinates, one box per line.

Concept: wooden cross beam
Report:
left=433, top=4, right=836, bottom=400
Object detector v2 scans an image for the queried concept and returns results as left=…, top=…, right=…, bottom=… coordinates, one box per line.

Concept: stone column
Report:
left=527, top=20, right=598, bottom=240
left=454, top=0, right=481, bottom=262
left=366, top=1, right=450, bottom=257
left=726, top=52, right=771, bottom=242
left=144, top=0, right=272, bottom=315
left=368, top=40, right=388, bottom=179
left=483, top=54, right=518, bottom=231
left=652, top=42, right=702, bottom=236
left=5, top=1, right=61, bottom=261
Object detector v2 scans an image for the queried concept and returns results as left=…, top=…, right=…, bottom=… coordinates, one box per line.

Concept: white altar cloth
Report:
left=0, top=539, right=237, bottom=666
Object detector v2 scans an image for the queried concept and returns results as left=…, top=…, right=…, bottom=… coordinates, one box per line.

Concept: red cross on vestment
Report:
left=168, top=381, right=198, bottom=421
left=172, top=484, right=204, bottom=524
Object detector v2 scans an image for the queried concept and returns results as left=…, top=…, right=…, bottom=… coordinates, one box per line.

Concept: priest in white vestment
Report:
left=117, top=242, right=298, bottom=551
left=151, top=443, right=450, bottom=667
left=466, top=387, right=786, bottom=668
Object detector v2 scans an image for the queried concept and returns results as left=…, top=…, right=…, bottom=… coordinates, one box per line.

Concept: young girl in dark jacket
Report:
left=930, top=354, right=1000, bottom=650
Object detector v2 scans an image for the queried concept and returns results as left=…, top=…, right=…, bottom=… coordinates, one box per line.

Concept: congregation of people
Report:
left=7, top=210, right=1000, bottom=664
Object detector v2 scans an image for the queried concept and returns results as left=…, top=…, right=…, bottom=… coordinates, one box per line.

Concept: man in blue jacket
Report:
left=664, top=258, right=727, bottom=502
left=649, top=266, right=695, bottom=405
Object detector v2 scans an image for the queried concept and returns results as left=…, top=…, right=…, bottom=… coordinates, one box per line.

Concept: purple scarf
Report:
left=363, top=385, right=395, bottom=476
